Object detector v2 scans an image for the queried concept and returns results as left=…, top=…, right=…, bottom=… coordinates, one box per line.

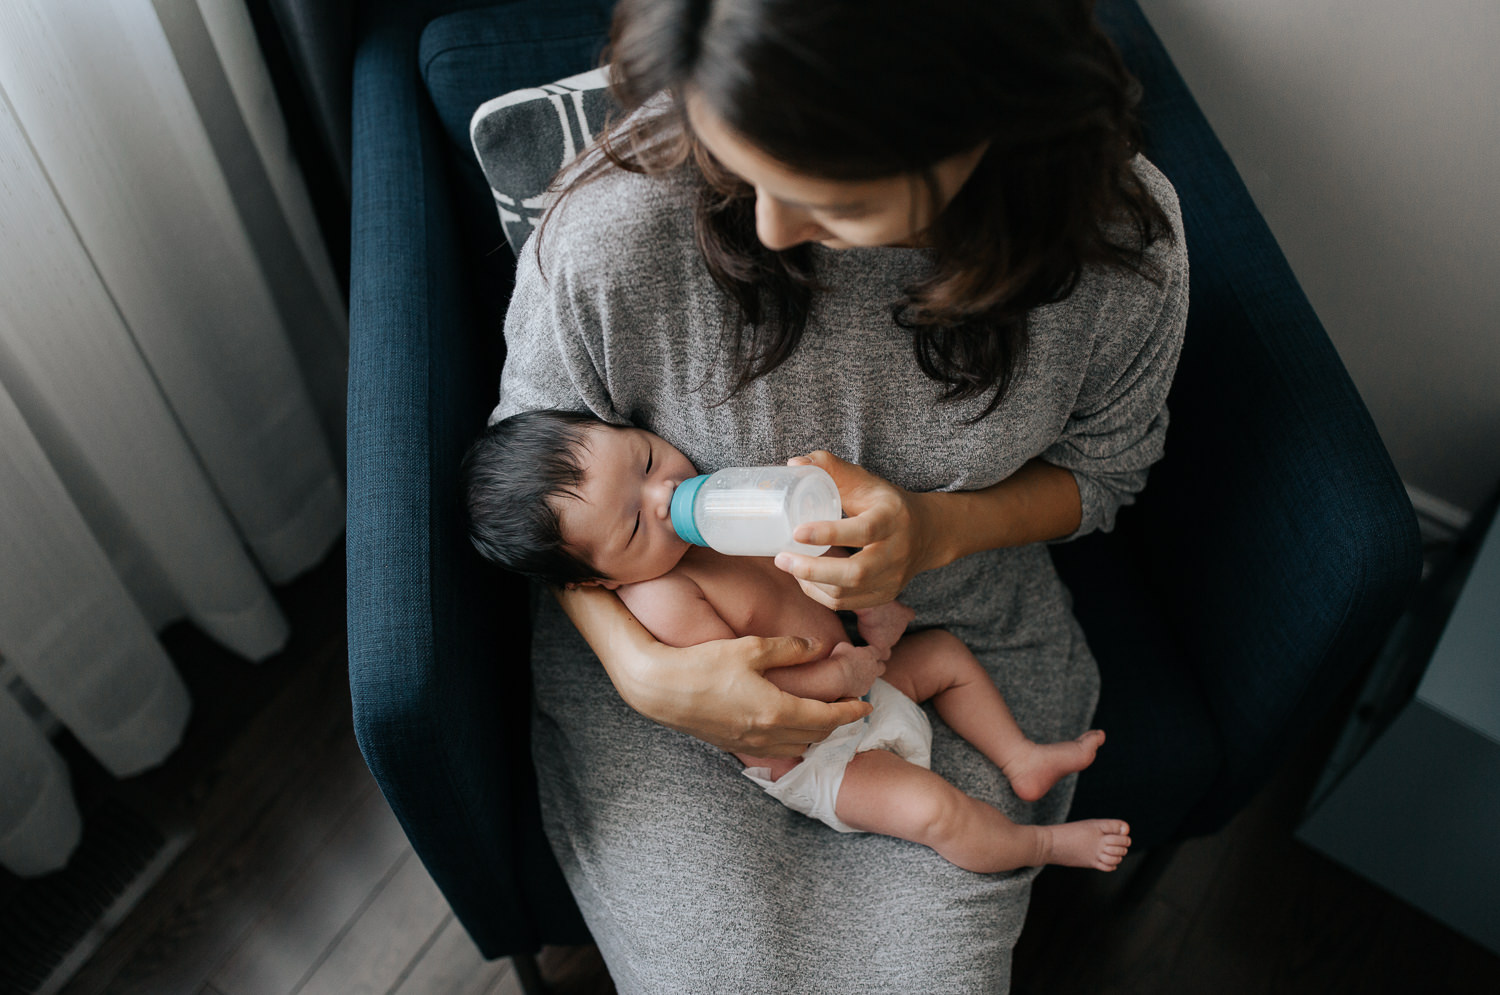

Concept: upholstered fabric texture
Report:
left=469, top=67, right=613, bottom=252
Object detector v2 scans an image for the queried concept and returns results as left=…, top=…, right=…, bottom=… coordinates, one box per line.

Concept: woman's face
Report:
left=686, top=93, right=988, bottom=251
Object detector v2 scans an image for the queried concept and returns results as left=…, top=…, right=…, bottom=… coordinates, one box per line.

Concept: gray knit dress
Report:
left=493, top=156, right=1187, bottom=994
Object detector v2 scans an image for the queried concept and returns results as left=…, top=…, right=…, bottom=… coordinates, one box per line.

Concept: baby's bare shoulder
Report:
left=617, top=569, right=705, bottom=614
left=618, top=567, right=739, bottom=648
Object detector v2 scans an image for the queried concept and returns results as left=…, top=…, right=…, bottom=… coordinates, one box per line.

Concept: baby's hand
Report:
left=827, top=642, right=886, bottom=699
left=853, top=601, right=915, bottom=654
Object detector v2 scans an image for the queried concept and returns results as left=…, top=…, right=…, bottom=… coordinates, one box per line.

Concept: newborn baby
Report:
left=463, top=409, right=1131, bottom=873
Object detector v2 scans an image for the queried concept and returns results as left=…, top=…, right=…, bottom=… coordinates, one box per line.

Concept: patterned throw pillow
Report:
left=469, top=67, right=616, bottom=255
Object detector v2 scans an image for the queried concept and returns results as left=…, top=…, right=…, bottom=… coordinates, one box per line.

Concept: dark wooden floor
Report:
left=50, top=543, right=1500, bottom=994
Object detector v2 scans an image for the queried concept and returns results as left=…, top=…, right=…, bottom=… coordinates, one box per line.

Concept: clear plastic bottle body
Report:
left=671, top=466, right=841, bottom=556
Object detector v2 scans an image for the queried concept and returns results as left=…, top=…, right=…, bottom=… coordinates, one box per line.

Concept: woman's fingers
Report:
left=781, top=694, right=872, bottom=733
left=782, top=448, right=931, bottom=608
left=695, top=635, right=873, bottom=754
left=791, top=513, right=885, bottom=548
left=735, top=696, right=872, bottom=756
left=775, top=550, right=901, bottom=610
left=774, top=551, right=863, bottom=589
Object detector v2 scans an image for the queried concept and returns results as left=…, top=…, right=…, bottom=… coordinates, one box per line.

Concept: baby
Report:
left=463, top=409, right=1131, bottom=873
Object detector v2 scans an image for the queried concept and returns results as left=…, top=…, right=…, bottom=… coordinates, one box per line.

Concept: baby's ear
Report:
left=571, top=577, right=620, bottom=591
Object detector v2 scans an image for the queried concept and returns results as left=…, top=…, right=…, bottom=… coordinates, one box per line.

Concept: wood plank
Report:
left=59, top=645, right=368, bottom=995
left=97, top=729, right=373, bottom=995
left=209, top=783, right=411, bottom=995
left=295, top=850, right=451, bottom=995
left=1087, top=894, right=1193, bottom=995
left=389, top=915, right=515, bottom=995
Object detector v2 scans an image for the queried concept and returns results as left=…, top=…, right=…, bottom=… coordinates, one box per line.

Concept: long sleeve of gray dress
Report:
left=493, top=156, right=1186, bottom=994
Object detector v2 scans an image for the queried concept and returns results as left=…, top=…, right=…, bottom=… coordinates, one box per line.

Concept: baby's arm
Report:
left=819, top=548, right=914, bottom=654
left=618, top=574, right=879, bottom=702
left=852, top=601, right=915, bottom=655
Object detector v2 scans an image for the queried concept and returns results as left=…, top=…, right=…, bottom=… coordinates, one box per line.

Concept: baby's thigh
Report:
left=834, top=748, right=960, bottom=838
left=881, top=627, right=985, bottom=702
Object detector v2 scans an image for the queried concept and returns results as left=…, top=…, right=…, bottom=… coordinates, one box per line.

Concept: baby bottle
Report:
left=669, top=465, right=842, bottom=556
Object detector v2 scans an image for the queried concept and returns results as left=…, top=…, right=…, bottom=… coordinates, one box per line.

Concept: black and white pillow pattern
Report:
left=469, top=67, right=616, bottom=255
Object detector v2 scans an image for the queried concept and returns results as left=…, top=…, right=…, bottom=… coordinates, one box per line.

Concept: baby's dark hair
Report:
left=461, top=408, right=608, bottom=586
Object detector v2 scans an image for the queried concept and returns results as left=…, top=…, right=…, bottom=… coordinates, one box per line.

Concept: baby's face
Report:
left=553, top=425, right=698, bottom=588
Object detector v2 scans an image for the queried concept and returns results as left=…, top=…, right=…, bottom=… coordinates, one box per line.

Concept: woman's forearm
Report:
left=913, top=458, right=1082, bottom=570
left=553, top=583, right=669, bottom=714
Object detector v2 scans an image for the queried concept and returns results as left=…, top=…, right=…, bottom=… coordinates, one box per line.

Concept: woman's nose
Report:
left=755, top=192, right=822, bottom=250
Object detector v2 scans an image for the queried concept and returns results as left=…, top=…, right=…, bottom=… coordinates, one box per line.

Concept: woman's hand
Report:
left=614, top=635, right=876, bottom=756
left=556, top=585, right=872, bottom=756
left=774, top=450, right=944, bottom=610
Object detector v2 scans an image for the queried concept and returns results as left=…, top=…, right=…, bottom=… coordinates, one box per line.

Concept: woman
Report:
left=492, top=0, right=1187, bottom=989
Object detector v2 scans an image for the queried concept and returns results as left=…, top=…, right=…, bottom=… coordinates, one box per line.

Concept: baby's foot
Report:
left=1044, top=820, right=1132, bottom=872
left=1003, top=730, right=1105, bottom=802
left=853, top=601, right=915, bottom=653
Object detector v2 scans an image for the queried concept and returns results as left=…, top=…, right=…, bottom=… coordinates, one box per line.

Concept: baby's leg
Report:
left=834, top=749, right=1131, bottom=873
left=881, top=629, right=1105, bottom=803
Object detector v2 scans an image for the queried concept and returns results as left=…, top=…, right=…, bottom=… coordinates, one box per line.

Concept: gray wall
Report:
left=1138, top=0, right=1500, bottom=514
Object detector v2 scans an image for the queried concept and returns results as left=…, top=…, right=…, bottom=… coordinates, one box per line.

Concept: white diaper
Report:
left=741, top=678, right=933, bottom=833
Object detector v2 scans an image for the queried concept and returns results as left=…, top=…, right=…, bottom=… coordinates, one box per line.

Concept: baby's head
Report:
left=462, top=410, right=697, bottom=588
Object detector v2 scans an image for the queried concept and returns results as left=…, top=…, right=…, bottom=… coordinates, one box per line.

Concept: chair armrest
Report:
left=1098, top=0, right=1423, bottom=833
left=346, top=3, right=585, bottom=956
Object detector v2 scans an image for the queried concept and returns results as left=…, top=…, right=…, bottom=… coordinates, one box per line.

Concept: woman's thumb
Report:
left=790, top=449, right=863, bottom=486
left=755, top=634, right=827, bottom=670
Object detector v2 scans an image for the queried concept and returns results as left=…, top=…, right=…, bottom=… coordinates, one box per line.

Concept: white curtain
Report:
left=0, top=0, right=345, bottom=875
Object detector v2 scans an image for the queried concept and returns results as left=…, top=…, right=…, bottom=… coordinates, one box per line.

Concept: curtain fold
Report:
left=0, top=0, right=345, bottom=876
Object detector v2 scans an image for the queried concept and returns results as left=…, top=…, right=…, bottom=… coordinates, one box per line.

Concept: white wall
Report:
left=1137, top=0, right=1500, bottom=515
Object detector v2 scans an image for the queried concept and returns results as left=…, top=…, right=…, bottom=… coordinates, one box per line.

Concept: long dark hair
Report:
left=551, top=0, right=1172, bottom=419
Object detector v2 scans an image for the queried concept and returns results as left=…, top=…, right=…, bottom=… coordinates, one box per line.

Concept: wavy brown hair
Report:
left=548, top=0, right=1173, bottom=419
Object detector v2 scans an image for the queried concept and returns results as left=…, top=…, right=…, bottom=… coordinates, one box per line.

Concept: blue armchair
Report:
left=346, top=0, right=1421, bottom=967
